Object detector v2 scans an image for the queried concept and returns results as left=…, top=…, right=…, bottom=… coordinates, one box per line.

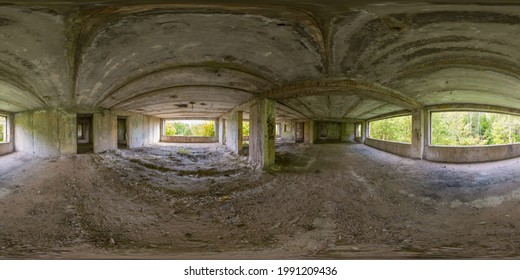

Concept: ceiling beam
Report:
left=276, top=101, right=308, bottom=119
left=341, top=97, right=364, bottom=118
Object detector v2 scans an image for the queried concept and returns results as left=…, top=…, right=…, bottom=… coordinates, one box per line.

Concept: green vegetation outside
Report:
left=164, top=120, right=215, bottom=137
left=0, top=116, right=5, bottom=143
left=369, top=115, right=412, bottom=143
left=242, top=121, right=250, bottom=137
left=432, top=111, right=520, bottom=146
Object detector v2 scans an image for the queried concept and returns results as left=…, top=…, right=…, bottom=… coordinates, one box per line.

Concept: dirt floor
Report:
left=1, top=142, right=520, bottom=259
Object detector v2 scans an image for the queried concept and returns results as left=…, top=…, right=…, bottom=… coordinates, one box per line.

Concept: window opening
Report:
left=368, top=115, right=412, bottom=143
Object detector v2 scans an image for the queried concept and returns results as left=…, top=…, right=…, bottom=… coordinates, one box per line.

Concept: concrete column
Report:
left=304, top=120, right=315, bottom=144
left=363, top=121, right=368, bottom=144
left=423, top=109, right=431, bottom=160
left=411, top=109, right=425, bottom=159
left=214, top=118, right=219, bottom=141
left=218, top=117, right=226, bottom=145
left=225, top=111, right=243, bottom=154
left=93, top=109, right=117, bottom=153
left=249, top=98, right=276, bottom=168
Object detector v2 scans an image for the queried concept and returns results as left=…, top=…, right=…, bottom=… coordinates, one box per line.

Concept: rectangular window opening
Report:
left=431, top=111, right=520, bottom=146
left=368, top=115, right=412, bottom=144
left=0, top=115, right=8, bottom=143
left=242, top=121, right=249, bottom=137
left=163, top=120, right=216, bottom=137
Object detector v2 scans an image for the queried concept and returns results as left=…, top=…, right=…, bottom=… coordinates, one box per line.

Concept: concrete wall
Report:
left=14, top=108, right=160, bottom=156
left=316, top=122, right=341, bottom=141
left=341, top=122, right=355, bottom=142
left=0, top=112, right=14, bottom=156
left=113, top=111, right=160, bottom=149
left=314, top=121, right=355, bottom=142
left=424, top=144, right=520, bottom=163
left=84, top=109, right=160, bottom=153
left=366, top=138, right=412, bottom=158
left=15, top=108, right=77, bottom=156
left=280, top=120, right=295, bottom=142
left=160, top=135, right=217, bottom=143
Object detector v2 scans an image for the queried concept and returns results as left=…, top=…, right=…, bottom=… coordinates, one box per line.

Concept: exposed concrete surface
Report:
left=425, top=144, right=520, bottom=163
left=160, top=135, right=217, bottom=143
left=14, top=108, right=77, bottom=156
left=2, top=143, right=520, bottom=258
left=225, top=111, right=243, bottom=154
left=249, top=98, right=276, bottom=168
left=366, top=138, right=412, bottom=158
left=4, top=1, right=520, bottom=122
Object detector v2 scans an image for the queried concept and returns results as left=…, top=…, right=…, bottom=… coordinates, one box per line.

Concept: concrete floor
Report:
left=1, top=143, right=520, bottom=259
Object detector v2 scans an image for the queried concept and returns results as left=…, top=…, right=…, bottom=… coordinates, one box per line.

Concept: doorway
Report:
left=77, top=114, right=93, bottom=154
left=117, top=117, right=128, bottom=149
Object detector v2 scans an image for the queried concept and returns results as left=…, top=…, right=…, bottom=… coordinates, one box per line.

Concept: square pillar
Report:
left=225, top=111, right=243, bottom=154
left=304, top=120, right=315, bottom=144
left=218, top=117, right=226, bottom=145
left=411, top=109, right=425, bottom=159
left=249, top=98, right=276, bottom=169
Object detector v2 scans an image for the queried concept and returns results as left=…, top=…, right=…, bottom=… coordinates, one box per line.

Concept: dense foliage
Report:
left=242, top=121, right=250, bottom=136
left=0, top=117, right=5, bottom=142
left=164, top=120, right=215, bottom=137
left=369, top=115, right=412, bottom=143
left=431, top=112, right=520, bottom=146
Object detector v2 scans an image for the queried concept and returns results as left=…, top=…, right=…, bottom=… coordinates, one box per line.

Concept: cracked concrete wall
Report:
left=14, top=108, right=76, bottom=156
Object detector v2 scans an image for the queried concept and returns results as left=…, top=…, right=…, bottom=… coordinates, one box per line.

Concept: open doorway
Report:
left=117, top=117, right=128, bottom=149
left=77, top=114, right=93, bottom=154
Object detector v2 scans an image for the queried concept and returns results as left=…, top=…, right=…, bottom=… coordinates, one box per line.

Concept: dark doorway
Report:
left=295, top=122, right=305, bottom=143
left=77, top=114, right=93, bottom=154
left=117, top=117, right=128, bottom=149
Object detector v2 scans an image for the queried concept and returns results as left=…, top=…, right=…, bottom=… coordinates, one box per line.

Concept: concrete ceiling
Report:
left=2, top=1, right=520, bottom=120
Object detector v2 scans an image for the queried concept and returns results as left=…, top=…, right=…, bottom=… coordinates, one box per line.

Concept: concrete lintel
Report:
left=365, top=109, right=413, bottom=122
left=223, top=98, right=256, bottom=118
left=426, top=103, right=520, bottom=116
left=261, top=79, right=422, bottom=110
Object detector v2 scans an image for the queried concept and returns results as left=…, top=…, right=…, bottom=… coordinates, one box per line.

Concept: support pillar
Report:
left=249, top=98, right=276, bottom=169
left=411, top=109, right=425, bottom=159
left=218, top=117, right=226, bottom=145
left=361, top=121, right=367, bottom=144
left=304, top=120, right=315, bottom=144
left=225, top=111, right=243, bottom=154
